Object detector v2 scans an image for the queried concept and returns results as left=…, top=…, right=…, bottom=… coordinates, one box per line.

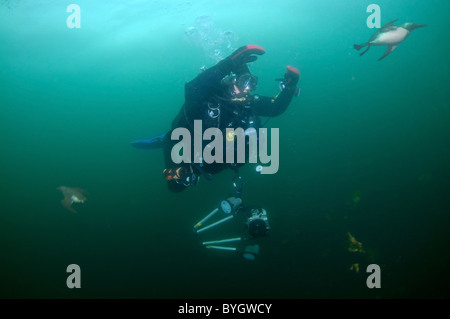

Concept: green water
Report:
left=0, top=0, right=449, bottom=299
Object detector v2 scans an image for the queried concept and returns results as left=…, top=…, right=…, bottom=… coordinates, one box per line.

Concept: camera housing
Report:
left=246, top=208, right=270, bottom=237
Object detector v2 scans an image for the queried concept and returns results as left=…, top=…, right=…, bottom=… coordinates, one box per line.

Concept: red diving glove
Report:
left=284, top=65, right=300, bottom=87
left=163, top=167, right=188, bottom=182
left=230, top=45, right=265, bottom=68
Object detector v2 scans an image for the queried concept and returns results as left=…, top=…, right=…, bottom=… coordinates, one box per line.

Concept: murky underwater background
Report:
left=0, top=0, right=449, bottom=299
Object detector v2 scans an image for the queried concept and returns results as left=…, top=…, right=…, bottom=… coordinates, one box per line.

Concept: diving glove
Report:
left=229, top=45, right=265, bottom=69
left=278, top=65, right=300, bottom=96
left=284, top=65, right=300, bottom=87
left=163, top=166, right=197, bottom=186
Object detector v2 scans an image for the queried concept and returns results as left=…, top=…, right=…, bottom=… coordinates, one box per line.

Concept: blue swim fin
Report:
left=131, top=134, right=165, bottom=149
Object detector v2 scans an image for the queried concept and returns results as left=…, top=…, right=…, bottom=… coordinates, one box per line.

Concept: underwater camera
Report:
left=246, top=208, right=270, bottom=237
left=193, top=198, right=270, bottom=260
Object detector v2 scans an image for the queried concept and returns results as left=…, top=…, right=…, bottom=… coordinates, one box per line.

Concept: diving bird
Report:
left=354, top=19, right=426, bottom=61
left=57, top=186, right=88, bottom=214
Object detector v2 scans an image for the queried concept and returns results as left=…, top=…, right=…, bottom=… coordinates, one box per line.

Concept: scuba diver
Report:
left=136, top=45, right=300, bottom=193
left=162, top=45, right=300, bottom=192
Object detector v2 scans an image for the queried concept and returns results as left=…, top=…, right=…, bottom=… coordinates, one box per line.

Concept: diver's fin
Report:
left=131, top=134, right=166, bottom=149
left=378, top=45, right=398, bottom=61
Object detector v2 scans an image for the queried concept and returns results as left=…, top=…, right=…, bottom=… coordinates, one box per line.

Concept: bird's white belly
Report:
left=71, top=195, right=83, bottom=203
left=373, top=28, right=409, bottom=45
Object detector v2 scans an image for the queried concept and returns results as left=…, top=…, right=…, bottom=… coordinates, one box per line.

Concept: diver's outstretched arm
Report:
left=253, top=66, right=300, bottom=117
